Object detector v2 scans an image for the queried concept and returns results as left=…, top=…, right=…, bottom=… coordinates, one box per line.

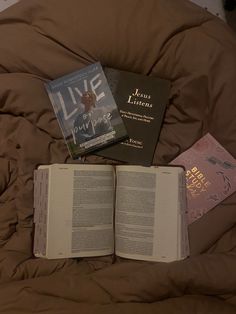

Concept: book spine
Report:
left=33, top=169, right=49, bottom=258
left=179, top=172, right=189, bottom=258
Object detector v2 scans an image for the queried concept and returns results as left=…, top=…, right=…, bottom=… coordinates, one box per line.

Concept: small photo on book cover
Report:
left=45, top=62, right=127, bottom=158
left=170, top=133, right=236, bottom=224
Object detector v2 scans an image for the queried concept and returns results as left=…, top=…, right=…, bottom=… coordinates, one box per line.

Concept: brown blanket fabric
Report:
left=0, top=0, right=236, bottom=313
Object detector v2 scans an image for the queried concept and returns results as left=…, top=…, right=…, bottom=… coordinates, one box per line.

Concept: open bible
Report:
left=33, top=164, right=189, bottom=262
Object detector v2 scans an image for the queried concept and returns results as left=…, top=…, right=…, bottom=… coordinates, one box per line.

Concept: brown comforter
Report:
left=0, top=0, right=236, bottom=313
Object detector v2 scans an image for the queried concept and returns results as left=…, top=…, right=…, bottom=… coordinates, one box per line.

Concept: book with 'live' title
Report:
left=45, top=62, right=127, bottom=158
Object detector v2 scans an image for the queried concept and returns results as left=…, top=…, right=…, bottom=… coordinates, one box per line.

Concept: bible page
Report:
left=115, top=165, right=184, bottom=262
left=47, top=164, right=115, bottom=258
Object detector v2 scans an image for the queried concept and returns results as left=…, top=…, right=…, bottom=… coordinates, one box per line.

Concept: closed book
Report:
left=170, top=133, right=236, bottom=224
left=96, top=68, right=170, bottom=166
left=45, top=62, right=127, bottom=158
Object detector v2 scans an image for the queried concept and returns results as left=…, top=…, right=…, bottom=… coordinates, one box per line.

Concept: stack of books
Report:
left=33, top=62, right=236, bottom=261
left=45, top=62, right=170, bottom=166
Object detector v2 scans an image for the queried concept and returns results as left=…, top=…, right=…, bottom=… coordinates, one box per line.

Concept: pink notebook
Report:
left=170, top=133, right=236, bottom=224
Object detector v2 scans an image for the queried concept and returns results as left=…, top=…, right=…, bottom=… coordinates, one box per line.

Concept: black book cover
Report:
left=45, top=63, right=127, bottom=158
left=96, top=68, right=170, bottom=166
